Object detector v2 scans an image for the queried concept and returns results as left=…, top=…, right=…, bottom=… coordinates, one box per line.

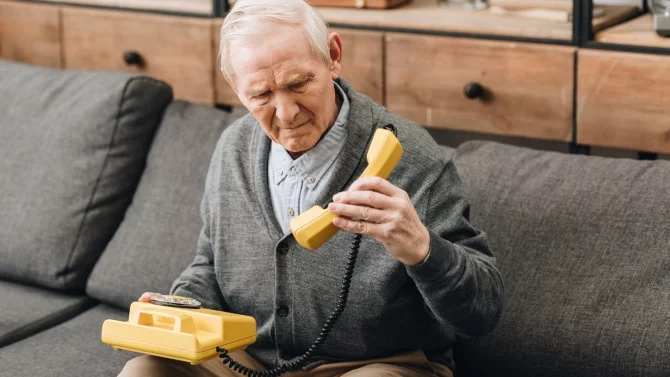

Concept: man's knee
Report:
left=341, top=362, right=431, bottom=377
left=118, top=355, right=182, bottom=377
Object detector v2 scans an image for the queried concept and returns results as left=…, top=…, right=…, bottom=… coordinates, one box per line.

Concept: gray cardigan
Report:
left=171, top=78, right=504, bottom=371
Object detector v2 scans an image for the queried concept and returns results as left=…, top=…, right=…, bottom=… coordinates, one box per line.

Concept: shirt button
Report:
left=278, top=169, right=284, bottom=176
left=277, top=306, right=289, bottom=317
left=307, top=176, right=315, bottom=184
left=277, top=244, right=289, bottom=255
left=290, top=167, right=297, bottom=173
left=287, top=208, right=295, bottom=217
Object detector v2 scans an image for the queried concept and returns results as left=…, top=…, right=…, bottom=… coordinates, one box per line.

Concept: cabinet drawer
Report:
left=577, top=49, right=670, bottom=154
left=213, top=22, right=384, bottom=106
left=62, top=8, right=214, bottom=104
left=386, top=33, right=575, bottom=141
left=0, top=0, right=61, bottom=67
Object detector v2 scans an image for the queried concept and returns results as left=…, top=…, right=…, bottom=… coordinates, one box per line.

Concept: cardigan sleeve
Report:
left=404, top=158, right=504, bottom=338
left=170, top=140, right=227, bottom=311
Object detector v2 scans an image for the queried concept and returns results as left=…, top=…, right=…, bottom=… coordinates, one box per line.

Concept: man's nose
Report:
left=274, top=93, right=300, bottom=124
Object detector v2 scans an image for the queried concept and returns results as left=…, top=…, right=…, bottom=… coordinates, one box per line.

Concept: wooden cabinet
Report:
left=213, top=20, right=384, bottom=106
left=577, top=49, right=670, bottom=154
left=0, top=0, right=61, bottom=68
left=61, top=7, right=215, bottom=104
left=7, top=1, right=667, bottom=155
left=385, top=33, right=575, bottom=141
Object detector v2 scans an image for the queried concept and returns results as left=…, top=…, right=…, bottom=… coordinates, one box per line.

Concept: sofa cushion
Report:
left=86, top=103, right=247, bottom=309
left=0, top=60, right=172, bottom=291
left=451, top=141, right=670, bottom=377
left=440, top=144, right=454, bottom=157
left=0, top=304, right=134, bottom=376
left=0, top=280, right=96, bottom=348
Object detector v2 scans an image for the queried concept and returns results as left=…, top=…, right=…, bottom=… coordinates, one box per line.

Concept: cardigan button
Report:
left=278, top=243, right=289, bottom=255
left=277, top=306, right=289, bottom=317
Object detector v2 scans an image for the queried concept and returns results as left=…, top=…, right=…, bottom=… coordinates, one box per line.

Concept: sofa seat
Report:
left=0, top=304, right=135, bottom=376
left=0, top=280, right=96, bottom=348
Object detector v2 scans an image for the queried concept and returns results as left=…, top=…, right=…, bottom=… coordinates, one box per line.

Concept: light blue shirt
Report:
left=268, top=82, right=350, bottom=235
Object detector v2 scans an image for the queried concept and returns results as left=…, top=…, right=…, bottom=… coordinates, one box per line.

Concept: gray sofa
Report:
left=0, top=59, right=668, bottom=377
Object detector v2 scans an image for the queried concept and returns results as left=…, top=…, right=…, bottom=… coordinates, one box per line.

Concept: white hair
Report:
left=220, top=0, right=331, bottom=81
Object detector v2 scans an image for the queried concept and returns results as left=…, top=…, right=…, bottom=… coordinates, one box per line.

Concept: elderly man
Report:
left=119, top=0, right=503, bottom=376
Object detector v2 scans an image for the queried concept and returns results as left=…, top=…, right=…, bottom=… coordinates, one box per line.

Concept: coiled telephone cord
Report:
left=216, top=233, right=363, bottom=377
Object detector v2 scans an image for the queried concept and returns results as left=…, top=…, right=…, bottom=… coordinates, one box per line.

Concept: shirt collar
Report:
left=269, top=81, right=350, bottom=188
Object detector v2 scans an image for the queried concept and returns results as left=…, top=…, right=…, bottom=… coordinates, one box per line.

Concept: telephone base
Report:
left=103, top=334, right=256, bottom=365
left=101, top=301, right=257, bottom=365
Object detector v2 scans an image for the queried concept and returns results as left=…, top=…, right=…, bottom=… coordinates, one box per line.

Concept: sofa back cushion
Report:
left=0, top=60, right=172, bottom=291
left=86, top=102, right=246, bottom=309
left=452, top=141, right=670, bottom=377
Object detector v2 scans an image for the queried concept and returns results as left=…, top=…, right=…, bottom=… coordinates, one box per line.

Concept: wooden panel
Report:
left=334, top=28, right=384, bottom=104
left=213, top=21, right=384, bottom=106
left=0, top=0, right=61, bottom=67
left=577, top=49, right=670, bottom=154
left=39, top=0, right=213, bottom=15
left=62, top=7, right=214, bottom=104
left=596, top=14, right=670, bottom=50
left=213, top=19, right=241, bottom=106
left=386, top=33, right=574, bottom=141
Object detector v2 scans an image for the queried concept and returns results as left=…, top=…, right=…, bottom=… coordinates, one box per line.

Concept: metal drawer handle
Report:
left=123, top=51, right=144, bottom=68
left=464, top=82, right=485, bottom=100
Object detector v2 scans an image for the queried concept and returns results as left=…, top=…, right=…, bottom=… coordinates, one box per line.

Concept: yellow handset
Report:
left=101, top=297, right=256, bottom=365
left=290, top=127, right=403, bottom=250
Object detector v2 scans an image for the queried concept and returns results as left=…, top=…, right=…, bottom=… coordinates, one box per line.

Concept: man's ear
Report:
left=328, top=32, right=343, bottom=80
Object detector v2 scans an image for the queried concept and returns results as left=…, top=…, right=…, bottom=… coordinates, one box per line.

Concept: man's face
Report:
left=227, top=23, right=342, bottom=153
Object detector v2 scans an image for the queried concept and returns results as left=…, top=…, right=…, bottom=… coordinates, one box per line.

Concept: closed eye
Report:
left=288, top=80, right=310, bottom=92
left=252, top=90, right=271, bottom=100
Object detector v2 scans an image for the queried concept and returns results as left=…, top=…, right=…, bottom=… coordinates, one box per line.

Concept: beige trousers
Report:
left=118, top=350, right=454, bottom=377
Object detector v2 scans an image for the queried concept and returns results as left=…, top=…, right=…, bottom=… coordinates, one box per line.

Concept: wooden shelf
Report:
left=592, top=5, right=641, bottom=33
left=36, top=0, right=214, bottom=15
left=595, top=14, right=670, bottom=49
left=316, top=0, right=575, bottom=40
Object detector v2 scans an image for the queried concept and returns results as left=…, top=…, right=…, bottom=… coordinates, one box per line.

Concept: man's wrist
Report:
left=404, top=226, right=431, bottom=266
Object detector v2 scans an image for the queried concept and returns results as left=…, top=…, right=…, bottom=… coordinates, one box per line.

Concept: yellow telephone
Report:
left=290, top=126, right=403, bottom=250
left=101, top=125, right=402, bottom=371
left=101, top=297, right=256, bottom=365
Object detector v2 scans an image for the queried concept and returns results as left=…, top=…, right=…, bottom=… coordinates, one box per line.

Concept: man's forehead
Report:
left=228, top=24, right=320, bottom=88
left=247, top=71, right=312, bottom=89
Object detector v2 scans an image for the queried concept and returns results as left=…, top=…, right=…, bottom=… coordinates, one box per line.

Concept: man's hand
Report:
left=328, top=177, right=430, bottom=266
left=138, top=292, right=159, bottom=302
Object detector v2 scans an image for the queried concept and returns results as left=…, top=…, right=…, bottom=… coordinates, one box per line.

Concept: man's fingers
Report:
left=139, top=292, right=158, bottom=302
left=333, top=190, right=395, bottom=209
left=332, top=217, right=382, bottom=237
left=348, top=176, right=403, bottom=197
left=328, top=202, right=386, bottom=223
